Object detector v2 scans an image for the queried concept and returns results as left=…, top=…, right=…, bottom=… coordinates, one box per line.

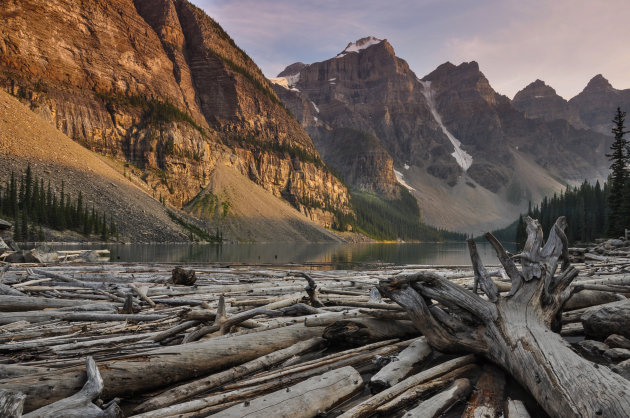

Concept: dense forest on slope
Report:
left=349, top=186, right=467, bottom=242
left=516, top=181, right=608, bottom=246
left=0, top=166, right=118, bottom=241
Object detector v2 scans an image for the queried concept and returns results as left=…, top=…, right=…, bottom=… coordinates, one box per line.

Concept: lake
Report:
left=40, top=241, right=516, bottom=268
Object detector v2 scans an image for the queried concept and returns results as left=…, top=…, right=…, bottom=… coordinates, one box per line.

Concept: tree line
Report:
left=513, top=107, right=629, bottom=247
left=0, top=165, right=118, bottom=241
left=515, top=181, right=608, bottom=247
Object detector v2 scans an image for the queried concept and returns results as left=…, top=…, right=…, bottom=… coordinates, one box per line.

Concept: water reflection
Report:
left=42, top=242, right=516, bottom=268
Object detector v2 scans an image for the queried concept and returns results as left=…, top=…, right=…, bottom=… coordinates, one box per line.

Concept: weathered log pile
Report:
left=0, top=218, right=629, bottom=417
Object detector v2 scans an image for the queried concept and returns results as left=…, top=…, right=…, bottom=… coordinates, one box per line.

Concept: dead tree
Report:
left=378, top=216, right=630, bottom=418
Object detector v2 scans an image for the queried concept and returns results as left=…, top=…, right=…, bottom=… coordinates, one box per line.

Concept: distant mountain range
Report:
left=271, top=37, right=618, bottom=233
left=513, top=75, right=630, bottom=135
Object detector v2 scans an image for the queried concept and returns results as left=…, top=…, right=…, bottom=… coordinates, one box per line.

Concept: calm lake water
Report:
left=41, top=241, right=516, bottom=268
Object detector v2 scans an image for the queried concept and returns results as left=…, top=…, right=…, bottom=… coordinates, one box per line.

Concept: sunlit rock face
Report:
left=0, top=0, right=351, bottom=226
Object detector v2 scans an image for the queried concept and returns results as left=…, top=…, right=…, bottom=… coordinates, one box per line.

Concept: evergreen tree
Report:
left=24, top=164, right=32, bottom=211
left=21, top=210, right=29, bottom=242
left=621, top=180, right=630, bottom=234
left=2, top=167, right=118, bottom=241
left=9, top=172, right=17, bottom=219
left=13, top=212, right=21, bottom=241
left=607, top=107, right=629, bottom=237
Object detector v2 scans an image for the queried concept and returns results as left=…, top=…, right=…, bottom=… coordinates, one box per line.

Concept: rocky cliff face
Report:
left=512, top=80, right=586, bottom=128
left=273, top=37, right=459, bottom=197
left=0, top=0, right=351, bottom=229
left=273, top=38, right=611, bottom=232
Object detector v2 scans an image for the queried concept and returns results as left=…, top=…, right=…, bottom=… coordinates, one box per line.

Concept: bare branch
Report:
left=378, top=280, right=471, bottom=352
left=484, top=232, right=523, bottom=297
left=297, top=272, right=324, bottom=308
left=397, top=272, right=498, bottom=322
left=521, top=217, right=544, bottom=282
left=468, top=239, right=499, bottom=302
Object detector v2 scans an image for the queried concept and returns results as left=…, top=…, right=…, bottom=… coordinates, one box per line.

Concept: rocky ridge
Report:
left=0, top=0, right=351, bottom=231
left=514, top=75, right=630, bottom=136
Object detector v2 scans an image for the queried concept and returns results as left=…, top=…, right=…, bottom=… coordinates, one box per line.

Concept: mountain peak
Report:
left=514, top=79, right=559, bottom=99
left=336, top=36, right=384, bottom=58
left=423, top=61, right=483, bottom=84
left=278, top=62, right=306, bottom=77
left=584, top=74, right=613, bottom=91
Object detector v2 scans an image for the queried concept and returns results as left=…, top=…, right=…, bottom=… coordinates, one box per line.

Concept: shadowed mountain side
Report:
left=392, top=150, right=565, bottom=234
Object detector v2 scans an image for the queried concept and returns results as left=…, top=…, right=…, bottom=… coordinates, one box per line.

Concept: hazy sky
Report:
left=198, top=0, right=630, bottom=99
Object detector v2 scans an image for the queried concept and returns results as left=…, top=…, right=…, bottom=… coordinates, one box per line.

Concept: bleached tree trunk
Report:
left=378, top=217, right=630, bottom=418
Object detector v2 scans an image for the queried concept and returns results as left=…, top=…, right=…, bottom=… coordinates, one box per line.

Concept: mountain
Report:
left=568, top=75, right=630, bottom=135
left=272, top=37, right=610, bottom=232
left=0, top=0, right=351, bottom=238
left=514, top=75, right=630, bottom=136
left=512, top=80, right=586, bottom=128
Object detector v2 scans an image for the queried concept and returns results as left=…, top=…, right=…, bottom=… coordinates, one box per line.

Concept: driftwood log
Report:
left=23, top=357, right=122, bottom=418
left=0, top=389, right=25, bottom=418
left=370, top=337, right=432, bottom=391
left=211, top=366, right=362, bottom=418
left=3, top=323, right=323, bottom=412
left=402, top=378, right=471, bottom=418
left=378, top=216, right=630, bottom=418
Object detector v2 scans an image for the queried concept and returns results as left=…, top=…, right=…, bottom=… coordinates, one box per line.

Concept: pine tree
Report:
left=21, top=210, right=29, bottom=242
left=9, top=172, right=17, bottom=219
left=13, top=212, right=21, bottom=241
left=24, top=164, right=32, bottom=211
left=606, top=107, right=629, bottom=237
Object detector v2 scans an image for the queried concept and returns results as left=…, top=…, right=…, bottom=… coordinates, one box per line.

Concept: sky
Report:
left=198, top=0, right=630, bottom=100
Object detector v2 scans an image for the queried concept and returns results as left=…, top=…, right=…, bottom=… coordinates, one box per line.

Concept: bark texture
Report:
left=378, top=216, right=630, bottom=418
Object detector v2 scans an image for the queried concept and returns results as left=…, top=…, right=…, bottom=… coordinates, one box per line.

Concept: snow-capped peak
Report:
left=336, top=36, right=383, bottom=58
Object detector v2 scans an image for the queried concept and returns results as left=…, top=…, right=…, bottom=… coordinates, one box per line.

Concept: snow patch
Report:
left=336, top=36, right=383, bottom=58
left=404, top=164, right=410, bottom=170
left=419, top=80, right=473, bottom=171
left=290, top=87, right=300, bottom=92
left=394, top=169, right=415, bottom=191
left=328, top=77, right=337, bottom=81
left=268, top=72, right=301, bottom=90
left=310, top=101, right=320, bottom=113
left=534, top=95, right=545, bottom=98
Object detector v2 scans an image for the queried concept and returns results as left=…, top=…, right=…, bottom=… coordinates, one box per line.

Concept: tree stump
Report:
left=378, top=216, right=630, bottom=418
left=171, top=267, right=197, bottom=286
